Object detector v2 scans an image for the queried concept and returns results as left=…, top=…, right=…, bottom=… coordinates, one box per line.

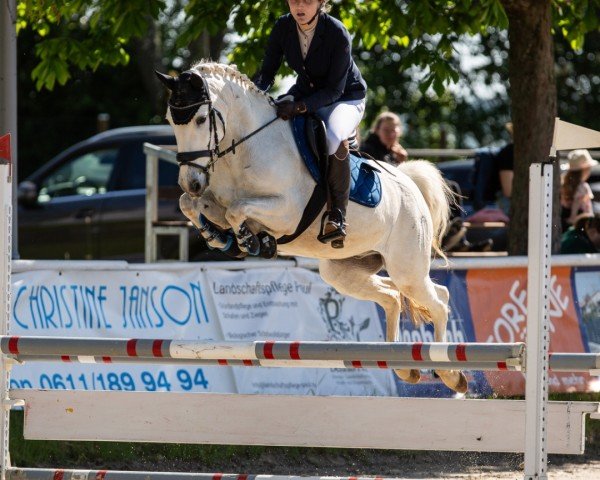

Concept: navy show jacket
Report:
left=253, top=13, right=367, bottom=113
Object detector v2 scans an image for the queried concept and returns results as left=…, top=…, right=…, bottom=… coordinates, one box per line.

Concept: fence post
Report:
left=0, top=147, right=12, bottom=479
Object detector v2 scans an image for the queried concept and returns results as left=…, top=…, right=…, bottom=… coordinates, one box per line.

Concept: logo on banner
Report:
left=319, top=288, right=370, bottom=340
left=467, top=266, right=591, bottom=395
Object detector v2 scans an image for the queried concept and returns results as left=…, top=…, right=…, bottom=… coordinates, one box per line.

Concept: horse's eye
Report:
left=196, top=116, right=207, bottom=126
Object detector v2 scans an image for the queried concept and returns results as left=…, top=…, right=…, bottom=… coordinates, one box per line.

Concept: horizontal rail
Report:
left=8, top=355, right=520, bottom=371
left=143, top=142, right=178, bottom=165
left=12, top=353, right=599, bottom=374
left=12, top=254, right=600, bottom=274
left=549, top=353, right=600, bottom=373
left=6, top=469, right=392, bottom=480
left=12, top=390, right=598, bottom=454
left=0, top=337, right=525, bottom=364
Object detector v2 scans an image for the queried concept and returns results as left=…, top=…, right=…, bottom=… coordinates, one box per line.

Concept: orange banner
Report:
left=467, top=266, right=591, bottom=395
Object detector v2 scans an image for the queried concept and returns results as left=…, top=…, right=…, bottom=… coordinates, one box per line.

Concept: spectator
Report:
left=560, top=213, right=600, bottom=254
left=560, top=149, right=598, bottom=232
left=495, top=122, right=514, bottom=216
left=360, top=112, right=408, bottom=165
left=471, top=122, right=513, bottom=216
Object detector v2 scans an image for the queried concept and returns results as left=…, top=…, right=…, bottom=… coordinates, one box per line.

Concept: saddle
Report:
left=302, top=114, right=360, bottom=182
left=290, top=115, right=382, bottom=207
left=277, top=115, right=382, bottom=245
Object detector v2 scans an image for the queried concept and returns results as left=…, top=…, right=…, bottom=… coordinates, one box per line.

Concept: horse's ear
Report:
left=155, top=71, right=177, bottom=91
left=189, top=72, right=206, bottom=92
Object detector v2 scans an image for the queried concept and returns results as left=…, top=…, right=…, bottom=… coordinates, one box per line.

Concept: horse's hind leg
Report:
left=319, top=256, right=420, bottom=384
left=390, top=272, right=468, bottom=394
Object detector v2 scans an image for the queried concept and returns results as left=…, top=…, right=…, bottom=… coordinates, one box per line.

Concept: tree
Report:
left=18, top=0, right=600, bottom=253
left=15, top=0, right=226, bottom=176
left=182, top=0, right=599, bottom=254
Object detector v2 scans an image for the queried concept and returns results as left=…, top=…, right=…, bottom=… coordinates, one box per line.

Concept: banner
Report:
left=467, top=266, right=591, bottom=395
left=204, top=267, right=397, bottom=396
left=9, top=263, right=600, bottom=396
left=10, top=268, right=235, bottom=393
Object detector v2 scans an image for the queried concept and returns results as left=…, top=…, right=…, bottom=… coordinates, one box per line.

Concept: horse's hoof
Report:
left=395, top=369, right=421, bottom=384
left=236, top=224, right=260, bottom=256
left=453, top=372, right=469, bottom=394
left=243, top=236, right=260, bottom=256
left=258, top=232, right=277, bottom=259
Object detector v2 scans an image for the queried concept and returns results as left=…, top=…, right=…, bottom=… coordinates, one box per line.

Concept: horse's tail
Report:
left=397, top=159, right=454, bottom=263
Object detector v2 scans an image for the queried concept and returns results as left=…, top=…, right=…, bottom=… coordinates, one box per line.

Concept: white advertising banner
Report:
left=10, top=268, right=235, bottom=393
left=10, top=266, right=398, bottom=397
left=204, top=267, right=397, bottom=396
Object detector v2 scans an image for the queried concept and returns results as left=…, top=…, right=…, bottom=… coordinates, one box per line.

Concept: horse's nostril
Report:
left=190, top=180, right=202, bottom=195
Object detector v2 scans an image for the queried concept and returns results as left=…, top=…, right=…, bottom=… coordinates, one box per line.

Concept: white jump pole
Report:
left=0, top=146, right=12, bottom=480
left=524, top=159, right=553, bottom=480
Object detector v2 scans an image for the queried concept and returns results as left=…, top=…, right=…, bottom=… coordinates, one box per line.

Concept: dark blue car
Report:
left=17, top=126, right=216, bottom=261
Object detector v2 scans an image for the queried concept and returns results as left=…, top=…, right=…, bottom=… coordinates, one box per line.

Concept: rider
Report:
left=253, top=0, right=367, bottom=247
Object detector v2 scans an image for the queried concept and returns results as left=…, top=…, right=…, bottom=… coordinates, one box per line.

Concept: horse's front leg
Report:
left=180, top=191, right=230, bottom=228
left=179, top=192, right=246, bottom=258
left=225, top=196, right=294, bottom=257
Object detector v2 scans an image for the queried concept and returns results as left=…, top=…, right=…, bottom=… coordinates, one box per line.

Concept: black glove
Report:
left=276, top=101, right=307, bottom=120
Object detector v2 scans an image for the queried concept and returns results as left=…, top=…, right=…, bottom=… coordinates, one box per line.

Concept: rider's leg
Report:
left=315, top=98, right=365, bottom=248
left=318, top=140, right=350, bottom=246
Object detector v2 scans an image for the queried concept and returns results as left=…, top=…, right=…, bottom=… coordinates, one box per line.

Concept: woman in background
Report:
left=360, top=111, right=408, bottom=165
left=560, top=149, right=598, bottom=232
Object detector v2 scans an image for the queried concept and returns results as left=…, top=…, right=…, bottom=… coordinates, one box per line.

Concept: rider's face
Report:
left=287, top=0, right=321, bottom=25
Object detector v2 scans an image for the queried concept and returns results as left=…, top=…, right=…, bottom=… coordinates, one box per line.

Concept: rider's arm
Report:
left=253, top=19, right=285, bottom=92
left=302, top=28, right=352, bottom=112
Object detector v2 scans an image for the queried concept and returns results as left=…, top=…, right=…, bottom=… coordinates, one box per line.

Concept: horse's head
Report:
left=156, top=69, right=220, bottom=197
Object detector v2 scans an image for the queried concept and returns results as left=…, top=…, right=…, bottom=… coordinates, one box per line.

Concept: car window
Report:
left=38, top=148, right=118, bottom=202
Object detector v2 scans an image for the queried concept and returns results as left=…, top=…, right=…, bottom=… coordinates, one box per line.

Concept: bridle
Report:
left=171, top=72, right=279, bottom=184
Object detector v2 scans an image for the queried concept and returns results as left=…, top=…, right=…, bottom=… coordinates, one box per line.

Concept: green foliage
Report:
left=17, top=0, right=165, bottom=90
left=17, top=0, right=600, bottom=93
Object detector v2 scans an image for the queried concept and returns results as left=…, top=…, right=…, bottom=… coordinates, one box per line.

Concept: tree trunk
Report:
left=188, top=30, right=226, bottom=63
left=502, top=0, right=558, bottom=254
left=130, top=19, right=165, bottom=116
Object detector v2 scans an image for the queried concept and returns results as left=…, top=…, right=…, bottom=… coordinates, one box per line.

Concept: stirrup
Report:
left=317, top=209, right=346, bottom=245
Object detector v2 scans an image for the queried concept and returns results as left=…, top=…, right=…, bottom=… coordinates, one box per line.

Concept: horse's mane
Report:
left=191, top=60, right=271, bottom=103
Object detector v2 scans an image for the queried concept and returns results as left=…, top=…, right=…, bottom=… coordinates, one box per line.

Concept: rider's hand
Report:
left=276, top=101, right=307, bottom=120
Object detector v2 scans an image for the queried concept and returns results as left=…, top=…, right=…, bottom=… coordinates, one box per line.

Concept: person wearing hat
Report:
left=252, top=0, right=367, bottom=248
left=560, top=149, right=598, bottom=232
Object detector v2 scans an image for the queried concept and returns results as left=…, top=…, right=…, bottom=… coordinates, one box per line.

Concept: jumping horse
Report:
left=156, top=61, right=467, bottom=393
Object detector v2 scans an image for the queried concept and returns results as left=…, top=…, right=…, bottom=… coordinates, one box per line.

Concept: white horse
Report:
left=156, top=61, right=467, bottom=393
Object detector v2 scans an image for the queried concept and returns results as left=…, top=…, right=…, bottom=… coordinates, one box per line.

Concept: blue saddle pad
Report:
left=292, top=116, right=382, bottom=208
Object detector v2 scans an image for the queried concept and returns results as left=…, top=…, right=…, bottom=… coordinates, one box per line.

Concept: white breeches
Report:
left=317, top=98, right=366, bottom=155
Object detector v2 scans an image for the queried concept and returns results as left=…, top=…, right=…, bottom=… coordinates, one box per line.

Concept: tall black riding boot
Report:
left=318, top=140, right=350, bottom=248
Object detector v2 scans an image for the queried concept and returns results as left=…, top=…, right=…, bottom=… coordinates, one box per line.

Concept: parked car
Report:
left=18, top=125, right=220, bottom=262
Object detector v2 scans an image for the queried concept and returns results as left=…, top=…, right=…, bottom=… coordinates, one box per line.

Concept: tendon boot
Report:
left=318, top=140, right=350, bottom=248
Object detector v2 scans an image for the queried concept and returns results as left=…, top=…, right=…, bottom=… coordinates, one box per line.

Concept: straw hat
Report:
left=567, top=149, right=598, bottom=171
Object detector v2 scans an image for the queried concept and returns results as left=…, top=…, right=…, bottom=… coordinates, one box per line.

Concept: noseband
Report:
left=171, top=72, right=279, bottom=185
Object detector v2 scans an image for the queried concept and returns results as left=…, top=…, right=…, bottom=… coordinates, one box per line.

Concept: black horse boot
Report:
left=318, top=140, right=350, bottom=248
